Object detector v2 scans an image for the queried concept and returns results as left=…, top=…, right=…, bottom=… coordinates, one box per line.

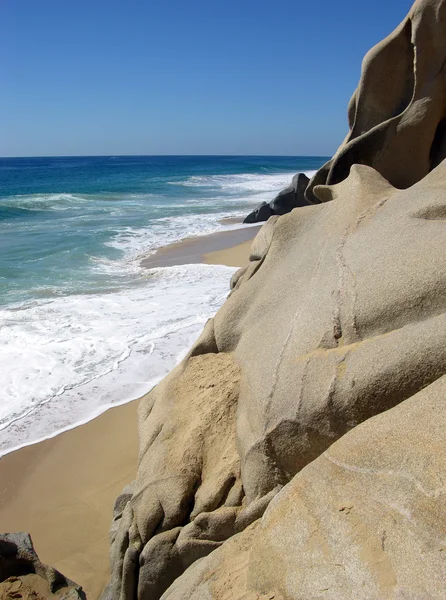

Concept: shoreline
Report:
left=0, top=224, right=258, bottom=600
left=140, top=223, right=259, bottom=269
left=0, top=224, right=259, bottom=460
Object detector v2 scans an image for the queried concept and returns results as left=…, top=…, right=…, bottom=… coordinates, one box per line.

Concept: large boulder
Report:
left=0, top=533, right=86, bottom=599
left=242, top=201, right=273, bottom=223
left=162, top=375, right=446, bottom=600
left=106, top=1, right=446, bottom=597
left=270, top=172, right=310, bottom=214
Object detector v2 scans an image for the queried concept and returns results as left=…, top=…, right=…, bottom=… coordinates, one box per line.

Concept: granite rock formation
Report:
left=162, top=375, right=446, bottom=600
left=106, top=0, right=446, bottom=598
left=0, top=533, right=86, bottom=599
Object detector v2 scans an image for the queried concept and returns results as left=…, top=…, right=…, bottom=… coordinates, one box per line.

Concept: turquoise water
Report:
left=0, top=155, right=327, bottom=454
left=0, top=155, right=326, bottom=303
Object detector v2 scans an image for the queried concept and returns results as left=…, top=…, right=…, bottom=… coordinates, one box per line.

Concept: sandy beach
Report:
left=140, top=224, right=259, bottom=268
left=0, top=225, right=257, bottom=599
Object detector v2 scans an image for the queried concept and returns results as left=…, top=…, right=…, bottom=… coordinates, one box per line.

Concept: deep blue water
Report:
left=0, top=155, right=326, bottom=196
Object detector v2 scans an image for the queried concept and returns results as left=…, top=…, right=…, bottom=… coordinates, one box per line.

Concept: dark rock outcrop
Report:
left=242, top=201, right=273, bottom=223
left=243, top=172, right=310, bottom=223
left=0, top=533, right=86, bottom=599
left=270, top=172, right=310, bottom=214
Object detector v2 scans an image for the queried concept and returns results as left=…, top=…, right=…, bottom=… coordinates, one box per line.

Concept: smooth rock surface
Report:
left=242, top=201, right=273, bottom=224
left=304, top=0, right=446, bottom=202
left=305, top=0, right=446, bottom=202
left=162, top=376, right=446, bottom=599
left=244, top=0, right=446, bottom=218
left=243, top=173, right=310, bottom=223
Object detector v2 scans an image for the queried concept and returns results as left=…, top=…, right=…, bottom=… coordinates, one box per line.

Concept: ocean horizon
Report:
left=0, top=155, right=328, bottom=455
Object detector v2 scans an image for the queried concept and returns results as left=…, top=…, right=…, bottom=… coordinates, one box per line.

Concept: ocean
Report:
left=0, top=155, right=327, bottom=455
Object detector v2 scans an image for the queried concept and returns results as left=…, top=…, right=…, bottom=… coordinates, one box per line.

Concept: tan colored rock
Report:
left=305, top=0, right=446, bottom=203
left=106, top=0, right=446, bottom=597
left=230, top=216, right=280, bottom=293
left=109, top=160, right=446, bottom=599
left=162, top=376, right=446, bottom=600
left=216, top=163, right=446, bottom=505
left=108, top=351, right=251, bottom=599
left=246, top=0, right=446, bottom=216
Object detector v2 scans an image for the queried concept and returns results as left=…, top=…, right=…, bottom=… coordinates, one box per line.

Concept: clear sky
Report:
left=1, top=0, right=414, bottom=157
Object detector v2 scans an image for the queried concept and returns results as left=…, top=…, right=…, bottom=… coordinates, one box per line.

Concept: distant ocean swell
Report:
left=0, top=156, right=326, bottom=455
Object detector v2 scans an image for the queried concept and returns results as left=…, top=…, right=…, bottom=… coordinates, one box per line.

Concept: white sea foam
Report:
left=104, top=212, right=246, bottom=263
left=169, top=170, right=316, bottom=193
left=0, top=264, right=236, bottom=456
left=0, top=167, right=318, bottom=455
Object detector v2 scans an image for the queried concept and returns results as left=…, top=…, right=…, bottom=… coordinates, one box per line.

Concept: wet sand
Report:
left=141, top=225, right=259, bottom=268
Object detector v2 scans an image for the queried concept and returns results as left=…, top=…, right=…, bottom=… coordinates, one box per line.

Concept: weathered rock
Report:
left=162, top=375, right=446, bottom=599
left=108, top=352, right=250, bottom=599
left=108, top=161, right=446, bottom=598
left=0, top=533, right=86, bottom=599
left=218, top=161, right=446, bottom=499
left=106, top=1, right=446, bottom=597
left=305, top=0, right=446, bottom=203
left=245, top=0, right=446, bottom=216
left=230, top=216, right=280, bottom=293
left=242, top=201, right=273, bottom=223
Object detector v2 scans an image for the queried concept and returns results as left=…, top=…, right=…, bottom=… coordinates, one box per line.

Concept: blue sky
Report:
left=1, top=0, right=414, bottom=157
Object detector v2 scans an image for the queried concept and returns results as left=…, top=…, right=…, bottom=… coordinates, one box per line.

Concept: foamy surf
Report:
left=0, top=156, right=328, bottom=456
left=169, top=170, right=317, bottom=193
left=0, top=263, right=236, bottom=456
left=104, top=170, right=317, bottom=266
